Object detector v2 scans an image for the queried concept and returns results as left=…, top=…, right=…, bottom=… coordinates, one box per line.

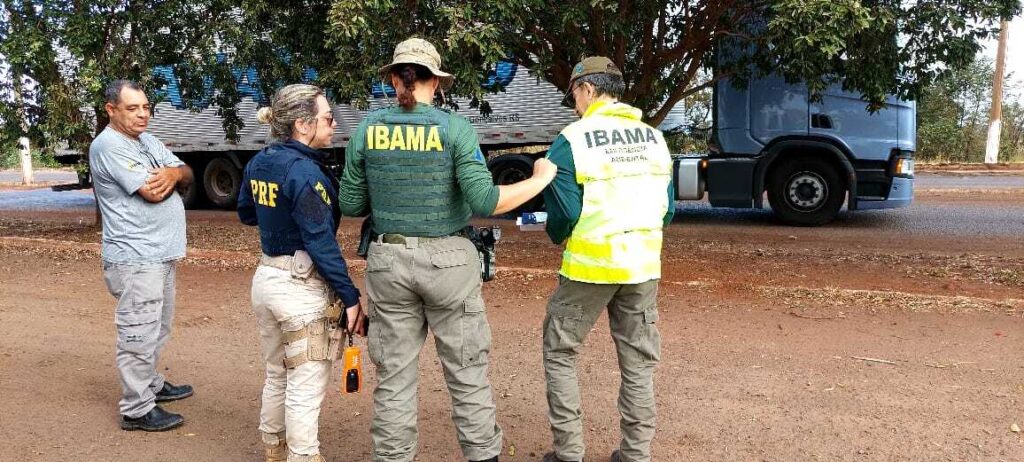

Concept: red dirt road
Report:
left=1, top=195, right=1022, bottom=461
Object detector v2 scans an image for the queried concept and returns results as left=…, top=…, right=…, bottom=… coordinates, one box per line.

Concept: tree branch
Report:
left=590, top=4, right=609, bottom=57
left=650, top=73, right=725, bottom=127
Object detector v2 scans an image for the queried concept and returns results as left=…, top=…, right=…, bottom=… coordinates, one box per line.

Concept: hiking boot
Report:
left=120, top=405, right=184, bottom=432
left=261, top=431, right=288, bottom=462
left=155, top=381, right=194, bottom=402
left=264, top=441, right=288, bottom=462
left=609, top=450, right=622, bottom=462
left=471, top=457, right=498, bottom=462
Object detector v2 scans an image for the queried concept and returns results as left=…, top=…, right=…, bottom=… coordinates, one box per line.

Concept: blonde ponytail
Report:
left=256, top=107, right=274, bottom=125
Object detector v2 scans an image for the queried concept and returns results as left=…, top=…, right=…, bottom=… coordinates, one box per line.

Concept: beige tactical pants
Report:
left=544, top=276, right=661, bottom=462
left=364, top=236, right=503, bottom=462
left=252, top=263, right=332, bottom=462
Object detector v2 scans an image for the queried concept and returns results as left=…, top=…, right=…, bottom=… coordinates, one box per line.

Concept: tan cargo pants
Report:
left=543, top=276, right=661, bottom=462
left=251, top=263, right=333, bottom=462
left=364, top=235, right=503, bottom=462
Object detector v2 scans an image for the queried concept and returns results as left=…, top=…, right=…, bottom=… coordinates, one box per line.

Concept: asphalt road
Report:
left=0, top=171, right=1021, bottom=237
left=672, top=198, right=1024, bottom=237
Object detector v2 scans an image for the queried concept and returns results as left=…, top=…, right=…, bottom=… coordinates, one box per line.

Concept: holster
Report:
left=357, top=216, right=374, bottom=259
left=327, top=324, right=344, bottom=362
left=464, top=226, right=500, bottom=282
left=329, top=303, right=369, bottom=362
left=325, top=300, right=344, bottom=361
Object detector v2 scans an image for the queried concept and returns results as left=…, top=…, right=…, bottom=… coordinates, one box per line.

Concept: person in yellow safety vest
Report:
left=539, top=57, right=674, bottom=462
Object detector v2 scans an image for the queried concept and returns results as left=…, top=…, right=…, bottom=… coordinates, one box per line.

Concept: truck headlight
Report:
left=892, top=156, right=914, bottom=178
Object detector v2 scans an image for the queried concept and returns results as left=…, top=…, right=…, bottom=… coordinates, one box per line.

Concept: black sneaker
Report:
left=155, top=381, right=194, bottom=403
left=120, top=406, right=184, bottom=432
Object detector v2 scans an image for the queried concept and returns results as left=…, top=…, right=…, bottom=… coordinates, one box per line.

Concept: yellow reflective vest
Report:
left=558, top=101, right=672, bottom=284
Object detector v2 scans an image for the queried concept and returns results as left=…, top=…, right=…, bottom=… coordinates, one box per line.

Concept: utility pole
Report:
left=985, top=19, right=1010, bottom=165
left=14, top=71, right=34, bottom=184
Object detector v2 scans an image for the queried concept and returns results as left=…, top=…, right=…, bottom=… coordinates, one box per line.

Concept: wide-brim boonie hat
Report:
left=378, top=38, right=455, bottom=90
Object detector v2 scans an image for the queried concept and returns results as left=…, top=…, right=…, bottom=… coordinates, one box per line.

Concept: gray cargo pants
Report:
left=544, top=276, right=661, bottom=462
left=102, top=260, right=177, bottom=418
left=364, top=235, right=503, bottom=462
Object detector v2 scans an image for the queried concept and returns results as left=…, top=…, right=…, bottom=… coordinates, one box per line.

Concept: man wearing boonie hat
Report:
left=539, top=56, right=674, bottom=462
left=339, top=37, right=556, bottom=462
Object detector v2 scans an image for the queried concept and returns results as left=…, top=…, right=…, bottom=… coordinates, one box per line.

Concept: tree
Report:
left=3, top=1, right=1020, bottom=155
left=915, top=55, right=1024, bottom=162
left=0, top=0, right=254, bottom=155
left=324, top=0, right=1020, bottom=126
left=916, top=57, right=994, bottom=161
left=998, top=99, right=1024, bottom=161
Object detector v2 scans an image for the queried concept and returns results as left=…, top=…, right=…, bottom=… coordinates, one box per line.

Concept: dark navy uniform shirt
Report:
left=237, top=139, right=361, bottom=307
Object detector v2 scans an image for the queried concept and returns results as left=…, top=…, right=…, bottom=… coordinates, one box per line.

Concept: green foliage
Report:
left=0, top=145, right=60, bottom=169
left=916, top=56, right=1024, bottom=163
left=0, top=0, right=251, bottom=153
left=324, top=0, right=509, bottom=110
left=324, top=0, right=1020, bottom=126
left=998, top=101, right=1024, bottom=162
left=2, top=0, right=1020, bottom=152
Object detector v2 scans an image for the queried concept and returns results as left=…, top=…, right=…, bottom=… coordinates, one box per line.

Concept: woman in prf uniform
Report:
left=238, top=84, right=366, bottom=462
left=339, top=38, right=556, bottom=462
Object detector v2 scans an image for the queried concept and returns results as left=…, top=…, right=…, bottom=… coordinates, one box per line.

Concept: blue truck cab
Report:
left=675, top=74, right=916, bottom=226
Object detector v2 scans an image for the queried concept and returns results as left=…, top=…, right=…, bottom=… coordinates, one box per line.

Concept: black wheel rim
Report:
left=495, top=166, right=528, bottom=185
left=785, top=171, right=828, bottom=211
left=211, top=167, right=234, bottom=198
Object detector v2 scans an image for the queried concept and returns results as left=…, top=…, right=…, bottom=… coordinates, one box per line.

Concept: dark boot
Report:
left=543, top=452, right=582, bottom=462
left=120, top=405, right=184, bottom=432
left=471, top=457, right=498, bottom=462
left=155, top=381, right=194, bottom=402
left=609, top=450, right=622, bottom=462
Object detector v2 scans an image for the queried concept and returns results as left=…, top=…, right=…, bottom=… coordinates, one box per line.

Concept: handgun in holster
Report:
left=357, top=216, right=373, bottom=259
left=464, top=225, right=501, bottom=282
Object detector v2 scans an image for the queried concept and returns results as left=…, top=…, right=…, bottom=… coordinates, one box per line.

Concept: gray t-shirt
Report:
left=89, top=127, right=187, bottom=264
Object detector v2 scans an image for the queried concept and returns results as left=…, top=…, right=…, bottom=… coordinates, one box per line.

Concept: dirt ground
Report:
left=917, top=162, right=1024, bottom=174
left=1, top=193, right=1022, bottom=462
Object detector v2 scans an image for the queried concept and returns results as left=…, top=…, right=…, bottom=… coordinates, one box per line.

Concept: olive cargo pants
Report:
left=364, top=235, right=503, bottom=462
left=544, top=276, right=661, bottom=462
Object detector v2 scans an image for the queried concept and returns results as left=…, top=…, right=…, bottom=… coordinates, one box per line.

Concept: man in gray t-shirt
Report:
left=89, top=80, right=195, bottom=432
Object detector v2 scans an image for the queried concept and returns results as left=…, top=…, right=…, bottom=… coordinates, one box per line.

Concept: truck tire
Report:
left=203, top=157, right=241, bottom=209
left=766, top=157, right=845, bottom=226
left=488, top=154, right=544, bottom=213
left=179, top=178, right=201, bottom=209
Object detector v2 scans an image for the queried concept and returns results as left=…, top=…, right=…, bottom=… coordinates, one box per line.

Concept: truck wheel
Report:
left=488, top=154, right=545, bottom=213
left=766, top=157, right=845, bottom=226
left=203, top=157, right=241, bottom=209
left=179, top=178, right=201, bottom=209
